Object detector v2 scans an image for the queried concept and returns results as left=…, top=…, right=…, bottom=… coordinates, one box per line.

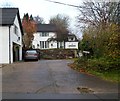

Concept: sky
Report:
left=0, top=0, right=83, bottom=38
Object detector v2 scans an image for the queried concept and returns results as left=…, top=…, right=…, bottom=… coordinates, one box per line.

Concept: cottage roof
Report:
left=0, top=8, right=23, bottom=35
left=37, top=24, right=57, bottom=32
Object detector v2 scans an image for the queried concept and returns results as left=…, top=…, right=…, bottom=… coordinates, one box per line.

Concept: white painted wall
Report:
left=0, top=15, right=22, bottom=64
left=33, top=32, right=57, bottom=49
left=10, top=15, right=22, bottom=63
left=33, top=32, right=56, bottom=41
left=33, top=32, right=78, bottom=50
left=65, top=42, right=78, bottom=49
left=0, top=27, right=9, bottom=64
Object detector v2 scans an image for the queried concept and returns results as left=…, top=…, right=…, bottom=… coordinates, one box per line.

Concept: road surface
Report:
left=2, top=60, right=118, bottom=99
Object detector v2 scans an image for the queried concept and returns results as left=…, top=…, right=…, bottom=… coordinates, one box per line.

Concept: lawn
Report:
left=86, top=69, right=119, bottom=83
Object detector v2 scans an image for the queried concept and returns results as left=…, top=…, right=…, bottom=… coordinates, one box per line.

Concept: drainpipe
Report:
left=9, top=26, right=11, bottom=64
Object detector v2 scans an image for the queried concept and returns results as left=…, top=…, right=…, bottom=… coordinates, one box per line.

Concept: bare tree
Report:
left=34, top=15, right=45, bottom=24
left=77, top=2, right=119, bottom=29
left=49, top=14, right=70, bottom=48
left=77, top=1, right=120, bottom=57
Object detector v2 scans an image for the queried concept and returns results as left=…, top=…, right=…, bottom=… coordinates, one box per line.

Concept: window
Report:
left=47, top=42, right=49, bottom=48
left=60, top=42, right=63, bottom=48
left=40, top=41, right=42, bottom=48
left=45, top=42, right=47, bottom=48
left=40, top=32, right=49, bottom=37
left=40, top=41, right=49, bottom=49
left=14, top=25, right=18, bottom=35
left=42, top=33, right=44, bottom=36
left=40, top=41, right=44, bottom=49
left=42, top=41, right=44, bottom=48
left=68, top=37, right=75, bottom=41
left=69, top=45, right=76, bottom=47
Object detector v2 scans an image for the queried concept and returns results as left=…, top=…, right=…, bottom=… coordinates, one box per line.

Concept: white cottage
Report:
left=32, top=24, right=57, bottom=49
left=0, top=8, right=23, bottom=64
left=32, top=24, right=78, bottom=50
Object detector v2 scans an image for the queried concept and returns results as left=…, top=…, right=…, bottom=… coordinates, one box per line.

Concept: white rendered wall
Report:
left=33, top=32, right=57, bottom=49
left=33, top=32, right=78, bottom=50
left=10, top=15, right=22, bottom=63
left=65, top=42, right=78, bottom=49
left=0, top=26, right=9, bottom=64
left=33, top=32, right=56, bottom=41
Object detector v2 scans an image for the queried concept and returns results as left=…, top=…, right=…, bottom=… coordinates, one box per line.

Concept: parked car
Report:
left=24, top=50, right=39, bottom=61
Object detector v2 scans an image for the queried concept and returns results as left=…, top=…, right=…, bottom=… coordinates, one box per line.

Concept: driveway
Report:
left=2, top=60, right=118, bottom=99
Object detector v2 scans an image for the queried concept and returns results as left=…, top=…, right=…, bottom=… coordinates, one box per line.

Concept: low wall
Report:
left=39, top=49, right=78, bottom=59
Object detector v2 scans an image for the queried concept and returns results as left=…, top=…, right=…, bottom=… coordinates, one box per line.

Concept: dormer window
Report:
left=68, top=37, right=75, bottom=41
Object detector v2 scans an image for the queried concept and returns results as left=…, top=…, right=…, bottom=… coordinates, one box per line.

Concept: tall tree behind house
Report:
left=49, top=14, right=70, bottom=48
left=22, top=13, right=37, bottom=49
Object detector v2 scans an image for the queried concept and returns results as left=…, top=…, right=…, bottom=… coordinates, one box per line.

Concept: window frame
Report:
left=14, top=25, right=18, bottom=35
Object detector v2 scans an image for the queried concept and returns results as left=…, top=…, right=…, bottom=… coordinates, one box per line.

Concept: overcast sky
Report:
left=0, top=0, right=83, bottom=38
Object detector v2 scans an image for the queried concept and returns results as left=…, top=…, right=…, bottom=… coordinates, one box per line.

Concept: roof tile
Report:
left=0, top=8, right=18, bottom=25
left=37, top=24, right=57, bottom=32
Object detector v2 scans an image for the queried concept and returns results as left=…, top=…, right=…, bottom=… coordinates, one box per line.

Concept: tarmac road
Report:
left=2, top=60, right=119, bottom=99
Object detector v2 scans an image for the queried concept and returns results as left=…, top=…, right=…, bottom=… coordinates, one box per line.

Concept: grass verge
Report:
left=68, top=62, right=119, bottom=83
left=87, top=69, right=119, bottom=83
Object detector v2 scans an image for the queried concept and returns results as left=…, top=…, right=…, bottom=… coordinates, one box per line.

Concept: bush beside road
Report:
left=69, top=57, right=120, bottom=83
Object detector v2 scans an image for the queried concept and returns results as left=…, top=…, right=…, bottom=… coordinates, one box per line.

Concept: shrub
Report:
left=75, top=56, right=120, bottom=72
left=75, top=57, right=88, bottom=69
left=87, top=57, right=120, bottom=72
